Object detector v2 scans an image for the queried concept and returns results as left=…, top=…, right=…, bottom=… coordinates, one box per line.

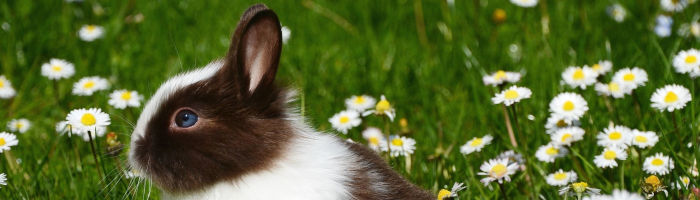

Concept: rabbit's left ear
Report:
left=223, top=4, right=282, bottom=95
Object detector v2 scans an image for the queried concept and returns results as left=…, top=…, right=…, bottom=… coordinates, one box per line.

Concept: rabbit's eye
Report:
left=175, top=109, right=198, bottom=128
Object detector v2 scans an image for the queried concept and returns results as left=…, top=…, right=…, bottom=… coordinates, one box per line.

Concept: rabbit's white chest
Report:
left=161, top=133, right=356, bottom=200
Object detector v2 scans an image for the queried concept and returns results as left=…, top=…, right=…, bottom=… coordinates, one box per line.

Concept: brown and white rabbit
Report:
left=128, top=4, right=433, bottom=200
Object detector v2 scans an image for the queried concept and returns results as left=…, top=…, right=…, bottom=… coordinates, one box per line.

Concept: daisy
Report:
left=676, top=176, right=691, bottom=189
left=0, top=75, right=16, bottom=99
left=65, top=108, right=111, bottom=137
left=510, top=0, right=538, bottom=8
left=41, top=58, right=75, bottom=80
left=546, top=169, right=578, bottom=186
left=0, top=173, right=6, bottom=187
left=654, top=16, right=673, bottom=38
left=329, top=110, right=361, bottom=134
left=643, top=153, right=674, bottom=175
left=361, top=127, right=385, bottom=151
left=78, top=24, right=104, bottom=42
left=612, top=67, right=648, bottom=91
left=545, top=114, right=575, bottom=134
left=482, top=70, right=521, bottom=86
left=672, top=49, right=700, bottom=77
left=595, top=81, right=628, bottom=98
left=72, top=76, right=109, bottom=96
left=7, top=118, right=30, bottom=133
left=549, top=92, right=588, bottom=122
left=345, top=95, right=376, bottom=112
left=550, top=127, right=585, bottom=146
left=535, top=143, right=568, bottom=163
left=650, top=84, right=692, bottom=112
left=562, top=66, right=596, bottom=89
left=0, top=132, right=18, bottom=153
left=362, top=95, right=396, bottom=121
left=593, top=147, right=627, bottom=168
left=607, top=4, right=627, bottom=23
left=281, top=26, right=291, bottom=44
left=491, top=85, right=532, bottom=106
left=660, top=0, right=688, bottom=12
left=437, top=182, right=466, bottom=200
left=596, top=125, right=632, bottom=149
left=108, top=89, right=143, bottom=109
left=55, top=121, right=73, bottom=136
left=460, top=135, right=493, bottom=155
left=478, top=158, right=518, bottom=185
left=586, top=190, right=645, bottom=200
left=381, top=135, right=416, bottom=157
left=642, top=175, right=668, bottom=199
left=559, top=182, right=601, bottom=196
left=630, top=130, right=658, bottom=149
left=591, top=60, right=613, bottom=75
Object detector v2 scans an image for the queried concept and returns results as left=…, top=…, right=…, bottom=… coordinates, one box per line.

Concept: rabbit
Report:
left=128, top=4, right=434, bottom=200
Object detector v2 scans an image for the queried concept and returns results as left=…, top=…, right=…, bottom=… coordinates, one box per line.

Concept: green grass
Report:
left=0, top=0, right=699, bottom=199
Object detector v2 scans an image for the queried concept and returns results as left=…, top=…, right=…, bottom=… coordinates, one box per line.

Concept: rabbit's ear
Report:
left=223, top=4, right=282, bottom=95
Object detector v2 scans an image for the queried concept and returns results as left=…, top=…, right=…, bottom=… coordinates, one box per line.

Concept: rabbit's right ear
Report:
left=220, top=4, right=282, bottom=97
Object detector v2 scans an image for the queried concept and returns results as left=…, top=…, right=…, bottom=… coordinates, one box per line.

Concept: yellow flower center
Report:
left=368, top=137, right=379, bottom=145
left=571, top=182, right=588, bottom=193
left=665, top=91, right=678, bottom=103
left=437, top=189, right=452, bottom=200
left=354, top=96, right=365, bottom=104
left=556, top=120, right=568, bottom=127
left=603, top=150, right=617, bottom=160
left=16, top=123, right=23, bottom=129
left=87, top=25, right=96, bottom=31
left=608, top=132, right=622, bottom=140
left=376, top=99, right=391, bottom=112
left=80, top=113, right=97, bottom=126
left=504, top=89, right=519, bottom=100
left=651, top=158, right=664, bottom=166
left=494, top=70, right=506, bottom=80
left=52, top=65, right=62, bottom=72
left=572, top=69, right=584, bottom=80
left=391, top=138, right=403, bottom=146
left=0, top=138, right=5, bottom=146
left=83, top=80, right=95, bottom=89
left=623, top=73, right=635, bottom=81
left=490, top=164, right=507, bottom=177
left=546, top=147, right=559, bottom=155
left=0, top=80, right=4, bottom=88
left=635, top=135, right=648, bottom=143
left=339, top=116, right=350, bottom=124
left=608, top=83, right=620, bottom=92
left=121, top=92, right=132, bottom=100
left=470, top=138, right=483, bottom=147
left=645, top=175, right=661, bottom=186
left=682, top=177, right=690, bottom=184
left=562, top=101, right=575, bottom=111
left=593, top=64, right=602, bottom=71
left=561, top=133, right=572, bottom=142
left=553, top=172, right=567, bottom=181
left=686, top=55, right=698, bottom=64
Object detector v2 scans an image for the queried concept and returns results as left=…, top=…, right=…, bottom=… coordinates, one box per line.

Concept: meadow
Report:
left=0, top=0, right=699, bottom=199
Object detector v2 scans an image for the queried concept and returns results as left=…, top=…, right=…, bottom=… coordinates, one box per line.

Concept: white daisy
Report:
left=6, top=118, right=30, bottom=133
left=612, top=67, right=648, bottom=91
left=660, top=0, right=688, bottom=12
left=672, top=49, right=700, bottom=77
left=655, top=24, right=672, bottom=37
left=593, top=147, right=627, bottom=168
left=362, top=95, right=396, bottom=121
left=361, top=127, right=385, bottom=151
left=607, top=4, right=627, bottom=23
left=437, top=182, right=466, bottom=200
left=545, top=114, right=576, bottom=134
left=562, top=66, right=597, bottom=89
left=108, top=89, right=143, bottom=109
left=281, top=26, right=291, bottom=44
left=549, top=92, right=588, bottom=122
left=643, top=153, right=674, bottom=175
left=596, top=125, right=632, bottom=149
left=460, top=135, right=493, bottom=155
left=0, top=173, right=6, bottom=187
left=0, top=75, right=16, bottom=99
left=329, top=110, right=361, bottom=134
left=631, top=130, right=659, bottom=149
left=510, top=0, right=538, bottom=8
left=491, top=85, right=532, bottom=106
left=591, top=60, right=613, bottom=75
left=550, top=127, right=585, bottom=146
left=65, top=108, right=111, bottom=137
left=482, top=70, right=521, bottom=86
left=381, top=135, right=416, bottom=157
left=345, top=95, right=376, bottom=112
left=650, top=84, right=692, bottom=112
left=78, top=24, right=104, bottom=42
left=0, top=132, right=18, bottom=153
left=676, top=176, right=691, bottom=189
left=72, top=76, right=109, bottom=96
left=478, top=158, right=519, bottom=185
left=497, top=150, right=525, bottom=168
left=594, top=81, right=628, bottom=99
left=55, top=121, right=73, bottom=136
left=560, top=182, right=601, bottom=196
left=546, top=169, right=578, bottom=186
left=41, top=58, right=75, bottom=80
left=535, top=143, right=568, bottom=163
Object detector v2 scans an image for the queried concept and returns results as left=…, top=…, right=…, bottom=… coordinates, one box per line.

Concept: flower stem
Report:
left=4, top=150, right=18, bottom=173
left=501, top=104, right=518, bottom=148
left=87, top=131, right=104, bottom=181
left=498, top=182, right=509, bottom=200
